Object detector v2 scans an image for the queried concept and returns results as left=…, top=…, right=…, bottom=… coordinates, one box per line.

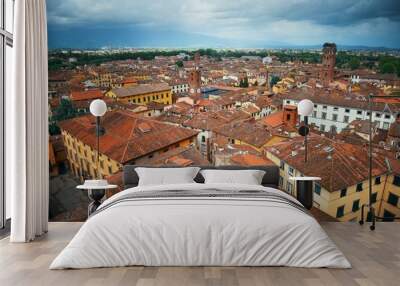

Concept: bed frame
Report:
left=122, top=165, right=280, bottom=190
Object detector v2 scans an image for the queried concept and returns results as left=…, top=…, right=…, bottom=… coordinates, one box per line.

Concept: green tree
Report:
left=380, top=62, right=396, bottom=74
left=49, top=98, right=83, bottom=135
left=52, top=98, right=80, bottom=122
left=175, top=60, right=184, bottom=68
left=49, top=122, right=61, bottom=135
left=348, top=58, right=360, bottom=70
left=239, top=77, right=249, bottom=88
left=270, top=75, right=281, bottom=87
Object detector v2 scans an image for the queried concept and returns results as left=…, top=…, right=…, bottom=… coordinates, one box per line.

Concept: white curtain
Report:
left=8, top=0, right=49, bottom=242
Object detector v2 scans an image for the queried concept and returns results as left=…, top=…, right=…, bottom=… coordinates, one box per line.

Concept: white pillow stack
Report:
left=135, top=167, right=200, bottom=186
left=200, top=169, right=266, bottom=185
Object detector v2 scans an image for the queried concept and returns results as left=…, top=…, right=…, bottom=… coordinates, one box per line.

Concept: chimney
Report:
left=283, top=105, right=298, bottom=128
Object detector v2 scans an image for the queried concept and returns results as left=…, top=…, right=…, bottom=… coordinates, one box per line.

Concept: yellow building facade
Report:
left=266, top=151, right=400, bottom=222
left=94, top=73, right=123, bottom=89
left=378, top=174, right=400, bottom=220
left=272, top=77, right=295, bottom=94
left=62, top=130, right=194, bottom=181
left=62, top=130, right=122, bottom=180
left=106, top=84, right=172, bottom=106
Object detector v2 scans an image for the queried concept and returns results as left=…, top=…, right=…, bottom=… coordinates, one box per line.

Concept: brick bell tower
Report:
left=189, top=52, right=201, bottom=95
left=320, top=42, right=337, bottom=86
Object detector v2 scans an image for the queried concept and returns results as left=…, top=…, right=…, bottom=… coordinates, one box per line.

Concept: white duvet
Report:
left=50, top=183, right=351, bottom=269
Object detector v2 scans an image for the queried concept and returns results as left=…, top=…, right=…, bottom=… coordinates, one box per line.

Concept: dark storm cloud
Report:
left=46, top=0, right=400, bottom=48
left=281, top=0, right=400, bottom=26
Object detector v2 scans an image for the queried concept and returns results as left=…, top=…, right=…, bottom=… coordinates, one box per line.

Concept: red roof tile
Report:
left=230, top=154, right=274, bottom=166
left=265, top=134, right=396, bottom=192
left=59, top=110, right=198, bottom=163
left=70, top=89, right=103, bottom=101
left=261, top=111, right=284, bottom=128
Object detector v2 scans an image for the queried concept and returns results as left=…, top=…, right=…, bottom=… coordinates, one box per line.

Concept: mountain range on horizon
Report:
left=47, top=25, right=399, bottom=52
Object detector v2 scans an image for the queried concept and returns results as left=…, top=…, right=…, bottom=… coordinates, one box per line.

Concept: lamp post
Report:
left=297, top=99, right=314, bottom=163
left=89, top=99, right=107, bottom=179
left=289, top=99, right=318, bottom=210
left=76, top=99, right=114, bottom=216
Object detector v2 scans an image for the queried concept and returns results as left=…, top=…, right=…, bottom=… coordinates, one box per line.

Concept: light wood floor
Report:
left=0, top=222, right=399, bottom=286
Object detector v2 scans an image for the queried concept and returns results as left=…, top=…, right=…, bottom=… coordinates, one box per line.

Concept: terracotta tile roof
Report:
left=261, top=111, right=284, bottom=128
left=146, top=101, right=166, bottom=110
left=122, top=77, right=138, bottom=84
left=164, top=78, right=188, bottom=85
left=230, top=154, right=274, bottom=166
left=255, top=96, right=272, bottom=108
left=111, top=83, right=170, bottom=98
left=215, top=120, right=273, bottom=148
left=339, top=120, right=386, bottom=146
left=347, top=119, right=378, bottom=135
left=72, top=100, right=92, bottom=110
left=388, top=120, right=400, bottom=138
left=207, top=85, right=242, bottom=91
left=242, top=105, right=260, bottom=114
left=166, top=157, right=194, bottom=166
left=197, top=99, right=212, bottom=106
left=265, top=134, right=395, bottom=192
left=166, top=102, right=193, bottom=114
left=70, top=89, right=103, bottom=101
left=184, top=110, right=250, bottom=131
left=139, top=146, right=209, bottom=166
left=59, top=110, right=198, bottom=163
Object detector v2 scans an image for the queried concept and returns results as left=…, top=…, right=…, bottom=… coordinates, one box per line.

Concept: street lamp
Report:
left=298, top=99, right=314, bottom=163
left=78, top=99, right=110, bottom=215
left=90, top=99, right=107, bottom=178
left=289, top=99, right=318, bottom=210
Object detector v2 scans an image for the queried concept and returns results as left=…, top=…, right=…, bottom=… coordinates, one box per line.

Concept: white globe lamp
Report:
left=298, top=99, right=314, bottom=116
left=90, top=99, right=107, bottom=117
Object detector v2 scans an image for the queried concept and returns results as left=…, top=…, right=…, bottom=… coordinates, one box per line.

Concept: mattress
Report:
left=50, top=183, right=351, bottom=269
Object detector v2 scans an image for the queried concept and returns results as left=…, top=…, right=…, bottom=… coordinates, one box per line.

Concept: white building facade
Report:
left=171, top=83, right=189, bottom=94
left=283, top=98, right=397, bottom=132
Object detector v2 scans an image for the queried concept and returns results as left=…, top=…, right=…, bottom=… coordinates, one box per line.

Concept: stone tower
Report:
left=194, top=52, right=200, bottom=69
left=189, top=52, right=201, bottom=94
left=320, top=42, right=337, bottom=86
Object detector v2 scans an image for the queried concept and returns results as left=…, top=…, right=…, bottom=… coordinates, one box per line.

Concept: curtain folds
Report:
left=9, top=0, right=49, bottom=242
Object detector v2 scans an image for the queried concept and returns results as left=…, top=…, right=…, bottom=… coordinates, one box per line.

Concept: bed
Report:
left=50, top=165, right=351, bottom=269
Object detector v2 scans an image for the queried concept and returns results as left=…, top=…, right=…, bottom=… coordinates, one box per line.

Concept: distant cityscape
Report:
left=47, top=43, right=400, bottom=223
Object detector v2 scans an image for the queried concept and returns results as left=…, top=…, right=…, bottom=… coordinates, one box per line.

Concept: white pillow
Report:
left=200, top=169, right=266, bottom=185
left=135, top=167, right=200, bottom=186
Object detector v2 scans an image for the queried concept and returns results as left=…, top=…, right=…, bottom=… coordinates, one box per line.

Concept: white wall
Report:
left=284, top=99, right=395, bottom=132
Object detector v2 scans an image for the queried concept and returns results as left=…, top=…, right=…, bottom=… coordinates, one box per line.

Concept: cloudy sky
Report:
left=47, top=0, right=400, bottom=49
